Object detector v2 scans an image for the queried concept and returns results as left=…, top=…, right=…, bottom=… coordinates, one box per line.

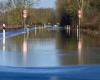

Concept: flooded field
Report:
left=0, top=28, right=100, bottom=67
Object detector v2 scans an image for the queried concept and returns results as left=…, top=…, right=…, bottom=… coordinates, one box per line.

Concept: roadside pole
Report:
left=78, top=9, right=82, bottom=28
left=77, top=9, right=83, bottom=40
left=23, top=9, right=28, bottom=32
left=2, top=23, right=6, bottom=57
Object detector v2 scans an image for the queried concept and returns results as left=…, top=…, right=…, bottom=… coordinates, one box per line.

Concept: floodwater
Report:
left=0, top=28, right=100, bottom=67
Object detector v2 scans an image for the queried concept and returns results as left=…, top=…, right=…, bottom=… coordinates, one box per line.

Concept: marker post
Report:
left=3, top=24, right=6, bottom=51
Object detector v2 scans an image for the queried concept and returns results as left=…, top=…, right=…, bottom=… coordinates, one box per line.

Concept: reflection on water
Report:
left=22, top=33, right=28, bottom=64
left=0, top=28, right=100, bottom=67
left=3, top=29, right=6, bottom=52
left=78, top=35, right=83, bottom=64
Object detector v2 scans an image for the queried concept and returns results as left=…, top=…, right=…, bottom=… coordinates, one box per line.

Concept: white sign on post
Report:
left=23, top=9, right=28, bottom=18
left=78, top=10, right=83, bottom=19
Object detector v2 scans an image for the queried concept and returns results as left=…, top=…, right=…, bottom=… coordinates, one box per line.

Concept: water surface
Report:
left=0, top=28, right=100, bottom=67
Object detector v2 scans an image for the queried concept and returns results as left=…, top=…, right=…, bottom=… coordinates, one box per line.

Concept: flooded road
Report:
left=0, top=28, right=100, bottom=67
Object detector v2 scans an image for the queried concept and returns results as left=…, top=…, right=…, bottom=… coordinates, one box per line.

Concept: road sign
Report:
left=23, top=9, right=28, bottom=18
left=78, top=10, right=83, bottom=19
left=3, top=24, right=6, bottom=27
left=23, top=14, right=28, bottom=18
left=23, top=10, right=28, bottom=14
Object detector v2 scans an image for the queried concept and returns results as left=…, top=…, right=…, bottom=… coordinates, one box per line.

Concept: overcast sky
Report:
left=0, top=0, right=56, bottom=8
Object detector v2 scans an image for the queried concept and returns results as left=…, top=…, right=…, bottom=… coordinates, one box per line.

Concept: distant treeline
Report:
left=0, top=8, right=56, bottom=26
left=56, top=0, right=100, bottom=31
left=0, top=0, right=100, bottom=31
left=0, top=0, right=57, bottom=27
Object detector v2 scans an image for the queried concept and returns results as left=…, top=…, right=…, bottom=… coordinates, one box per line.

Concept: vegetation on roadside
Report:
left=0, top=0, right=56, bottom=27
left=0, top=0, right=99, bottom=31
left=56, top=0, right=100, bottom=31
